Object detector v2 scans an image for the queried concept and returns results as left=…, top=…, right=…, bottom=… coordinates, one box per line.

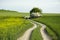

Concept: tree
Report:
left=30, top=7, right=42, bottom=18
left=30, top=7, right=42, bottom=14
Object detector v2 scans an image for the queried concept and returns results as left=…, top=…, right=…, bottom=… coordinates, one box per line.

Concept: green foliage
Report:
left=33, top=16, right=60, bottom=40
left=30, top=7, right=42, bottom=13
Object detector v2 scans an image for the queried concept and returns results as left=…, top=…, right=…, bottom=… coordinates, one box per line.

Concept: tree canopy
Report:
left=30, top=7, right=42, bottom=13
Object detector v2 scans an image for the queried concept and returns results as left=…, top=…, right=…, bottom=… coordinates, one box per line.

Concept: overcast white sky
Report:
left=0, top=0, right=60, bottom=13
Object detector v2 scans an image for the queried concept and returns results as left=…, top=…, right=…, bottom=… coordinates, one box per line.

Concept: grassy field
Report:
left=0, top=10, right=60, bottom=40
left=0, top=10, right=33, bottom=40
left=42, top=13, right=60, bottom=16
left=0, top=10, right=30, bottom=17
left=33, top=16, right=60, bottom=40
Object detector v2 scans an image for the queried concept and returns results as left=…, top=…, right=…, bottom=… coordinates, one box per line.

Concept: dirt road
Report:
left=29, top=20, right=52, bottom=40
left=17, top=19, right=52, bottom=40
left=40, top=23, right=52, bottom=40
left=17, top=22, right=37, bottom=40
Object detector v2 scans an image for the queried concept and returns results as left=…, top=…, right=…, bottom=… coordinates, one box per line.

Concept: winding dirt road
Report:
left=17, top=22, right=37, bottom=40
left=29, top=20, right=52, bottom=40
left=17, top=19, right=52, bottom=40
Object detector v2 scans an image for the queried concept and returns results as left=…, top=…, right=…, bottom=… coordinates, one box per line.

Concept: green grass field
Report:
left=0, top=10, right=29, bottom=17
left=42, top=13, right=60, bottom=16
left=33, top=16, right=60, bottom=40
left=0, top=10, right=60, bottom=40
left=0, top=10, right=33, bottom=40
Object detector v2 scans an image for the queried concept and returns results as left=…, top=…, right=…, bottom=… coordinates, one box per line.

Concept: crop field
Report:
left=0, top=10, right=33, bottom=40
left=33, top=16, right=60, bottom=40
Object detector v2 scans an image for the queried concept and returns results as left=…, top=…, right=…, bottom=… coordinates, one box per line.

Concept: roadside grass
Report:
left=33, top=16, right=60, bottom=40
left=30, top=23, right=43, bottom=40
left=0, top=17, right=33, bottom=40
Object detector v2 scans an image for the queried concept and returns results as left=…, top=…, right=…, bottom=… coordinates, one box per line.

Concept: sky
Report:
left=0, top=0, right=60, bottom=13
